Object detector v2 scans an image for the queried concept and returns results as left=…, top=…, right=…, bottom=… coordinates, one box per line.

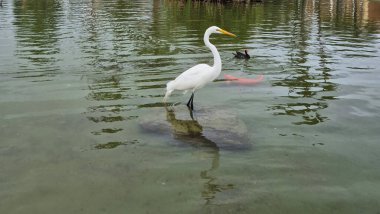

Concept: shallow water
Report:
left=1, top=0, right=380, bottom=213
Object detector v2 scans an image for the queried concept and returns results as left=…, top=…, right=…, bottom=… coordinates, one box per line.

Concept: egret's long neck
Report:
left=204, top=31, right=221, bottom=72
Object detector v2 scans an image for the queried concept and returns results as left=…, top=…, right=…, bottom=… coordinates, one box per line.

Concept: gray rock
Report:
left=139, top=105, right=251, bottom=151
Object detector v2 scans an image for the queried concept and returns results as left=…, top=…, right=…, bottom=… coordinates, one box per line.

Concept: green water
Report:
left=1, top=0, right=380, bottom=213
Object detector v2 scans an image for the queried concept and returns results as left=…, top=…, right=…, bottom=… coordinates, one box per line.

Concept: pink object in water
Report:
left=224, top=74, right=264, bottom=85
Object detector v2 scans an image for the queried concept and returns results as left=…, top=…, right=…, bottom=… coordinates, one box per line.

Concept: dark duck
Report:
left=233, top=50, right=250, bottom=59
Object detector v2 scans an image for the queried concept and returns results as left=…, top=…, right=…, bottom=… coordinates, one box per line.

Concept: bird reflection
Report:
left=164, top=106, right=234, bottom=204
left=199, top=150, right=234, bottom=205
left=165, top=106, right=218, bottom=149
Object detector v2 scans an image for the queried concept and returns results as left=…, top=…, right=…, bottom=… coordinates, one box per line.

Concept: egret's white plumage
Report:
left=163, top=26, right=236, bottom=110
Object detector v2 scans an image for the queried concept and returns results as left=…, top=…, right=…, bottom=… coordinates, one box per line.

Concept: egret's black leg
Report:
left=190, top=93, right=194, bottom=110
left=189, top=108, right=194, bottom=120
left=186, top=93, right=194, bottom=107
left=186, top=93, right=194, bottom=110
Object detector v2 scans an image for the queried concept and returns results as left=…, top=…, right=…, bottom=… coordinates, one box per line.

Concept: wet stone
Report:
left=139, top=105, right=251, bottom=151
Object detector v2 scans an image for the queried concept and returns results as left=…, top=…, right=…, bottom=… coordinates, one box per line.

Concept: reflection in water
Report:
left=94, top=140, right=138, bottom=150
left=199, top=151, right=235, bottom=205
left=269, top=102, right=328, bottom=125
left=78, top=1, right=144, bottom=148
left=84, top=58, right=136, bottom=145
left=85, top=74, right=130, bottom=122
left=13, top=0, right=61, bottom=80
left=84, top=72, right=138, bottom=147
left=165, top=107, right=234, bottom=204
left=165, top=106, right=217, bottom=148
left=269, top=0, right=341, bottom=125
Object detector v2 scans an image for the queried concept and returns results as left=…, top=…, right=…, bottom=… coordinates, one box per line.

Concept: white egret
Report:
left=163, top=26, right=236, bottom=110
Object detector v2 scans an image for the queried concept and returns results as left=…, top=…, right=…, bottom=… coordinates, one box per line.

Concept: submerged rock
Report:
left=139, top=105, right=251, bottom=150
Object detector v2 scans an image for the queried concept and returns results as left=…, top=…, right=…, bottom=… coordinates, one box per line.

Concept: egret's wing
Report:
left=176, top=64, right=211, bottom=79
left=173, top=64, right=212, bottom=90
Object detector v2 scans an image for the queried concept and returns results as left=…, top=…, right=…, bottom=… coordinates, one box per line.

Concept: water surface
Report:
left=1, top=0, right=380, bottom=213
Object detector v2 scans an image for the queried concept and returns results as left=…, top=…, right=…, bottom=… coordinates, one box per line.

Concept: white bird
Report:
left=163, top=26, right=236, bottom=110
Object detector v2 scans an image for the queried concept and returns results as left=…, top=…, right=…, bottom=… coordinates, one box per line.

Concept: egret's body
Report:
left=163, top=26, right=236, bottom=110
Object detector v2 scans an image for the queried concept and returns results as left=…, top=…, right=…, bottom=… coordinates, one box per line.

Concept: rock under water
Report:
left=139, top=105, right=251, bottom=151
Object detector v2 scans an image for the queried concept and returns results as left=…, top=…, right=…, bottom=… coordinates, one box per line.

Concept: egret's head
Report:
left=211, top=26, right=236, bottom=37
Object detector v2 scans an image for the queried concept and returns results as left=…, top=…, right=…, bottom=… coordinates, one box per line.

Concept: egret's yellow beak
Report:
left=218, top=29, right=237, bottom=37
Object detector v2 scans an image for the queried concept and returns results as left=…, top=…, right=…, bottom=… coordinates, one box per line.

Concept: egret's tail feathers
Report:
left=166, top=80, right=175, bottom=91
left=163, top=81, right=175, bottom=103
left=163, top=90, right=173, bottom=103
